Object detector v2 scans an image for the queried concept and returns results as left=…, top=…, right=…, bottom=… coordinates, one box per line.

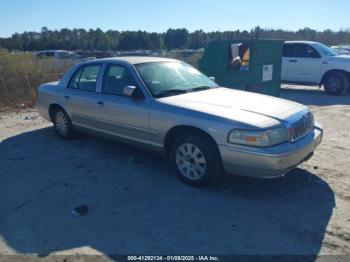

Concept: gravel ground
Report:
left=0, top=85, right=349, bottom=259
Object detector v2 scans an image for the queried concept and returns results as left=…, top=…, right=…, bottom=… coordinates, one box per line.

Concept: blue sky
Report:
left=0, top=0, right=348, bottom=37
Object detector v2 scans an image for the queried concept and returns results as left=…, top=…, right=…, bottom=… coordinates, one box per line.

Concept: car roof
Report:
left=285, top=41, right=319, bottom=45
left=90, top=56, right=178, bottom=65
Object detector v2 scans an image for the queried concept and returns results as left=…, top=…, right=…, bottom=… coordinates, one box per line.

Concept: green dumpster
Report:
left=199, top=39, right=284, bottom=97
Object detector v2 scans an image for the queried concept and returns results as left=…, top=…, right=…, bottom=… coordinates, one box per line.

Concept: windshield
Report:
left=135, top=61, right=218, bottom=97
left=314, top=43, right=338, bottom=56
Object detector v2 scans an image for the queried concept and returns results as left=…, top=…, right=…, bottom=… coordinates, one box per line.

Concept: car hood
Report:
left=158, top=87, right=308, bottom=128
left=330, top=55, right=350, bottom=62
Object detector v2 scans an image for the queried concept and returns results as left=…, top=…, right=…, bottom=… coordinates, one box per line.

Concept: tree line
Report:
left=1, top=26, right=350, bottom=51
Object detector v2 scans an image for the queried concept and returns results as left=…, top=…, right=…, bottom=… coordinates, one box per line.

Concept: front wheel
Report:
left=170, top=135, right=223, bottom=187
left=324, top=72, right=349, bottom=95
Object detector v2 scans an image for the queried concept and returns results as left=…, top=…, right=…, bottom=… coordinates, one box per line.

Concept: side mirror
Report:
left=209, top=76, right=216, bottom=82
left=123, top=86, right=144, bottom=99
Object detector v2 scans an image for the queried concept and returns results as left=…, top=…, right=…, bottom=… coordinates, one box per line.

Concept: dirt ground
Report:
left=0, top=85, right=349, bottom=259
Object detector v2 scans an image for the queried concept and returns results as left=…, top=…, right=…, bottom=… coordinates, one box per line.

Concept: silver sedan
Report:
left=37, top=57, right=323, bottom=186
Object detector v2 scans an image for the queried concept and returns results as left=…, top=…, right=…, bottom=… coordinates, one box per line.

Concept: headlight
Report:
left=228, top=127, right=288, bottom=147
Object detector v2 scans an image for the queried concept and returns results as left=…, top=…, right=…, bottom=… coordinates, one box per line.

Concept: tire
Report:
left=170, top=134, right=223, bottom=187
left=52, top=108, right=77, bottom=140
left=324, top=72, right=349, bottom=95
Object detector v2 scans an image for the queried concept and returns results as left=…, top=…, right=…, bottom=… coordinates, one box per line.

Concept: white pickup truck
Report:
left=282, top=41, right=350, bottom=95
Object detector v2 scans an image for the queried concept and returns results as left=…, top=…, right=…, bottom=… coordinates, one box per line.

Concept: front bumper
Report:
left=219, top=123, right=323, bottom=178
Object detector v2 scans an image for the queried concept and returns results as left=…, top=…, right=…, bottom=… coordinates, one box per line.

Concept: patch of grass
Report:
left=0, top=49, right=70, bottom=108
left=0, top=49, right=204, bottom=110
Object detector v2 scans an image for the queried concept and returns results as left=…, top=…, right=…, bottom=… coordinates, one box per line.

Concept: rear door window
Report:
left=282, top=44, right=294, bottom=57
left=68, top=64, right=101, bottom=92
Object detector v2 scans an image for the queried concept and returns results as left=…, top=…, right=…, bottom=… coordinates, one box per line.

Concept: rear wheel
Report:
left=324, top=72, right=349, bottom=95
left=170, top=134, right=222, bottom=186
left=53, top=108, right=77, bottom=140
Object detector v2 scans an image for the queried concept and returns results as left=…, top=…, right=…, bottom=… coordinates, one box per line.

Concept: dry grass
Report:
left=0, top=49, right=70, bottom=109
left=0, top=49, right=203, bottom=110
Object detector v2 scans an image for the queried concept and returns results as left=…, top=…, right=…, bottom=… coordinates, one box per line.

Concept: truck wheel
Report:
left=324, top=72, right=349, bottom=95
left=53, top=108, right=77, bottom=140
left=170, top=134, right=223, bottom=187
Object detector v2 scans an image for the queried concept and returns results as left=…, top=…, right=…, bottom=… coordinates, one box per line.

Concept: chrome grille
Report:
left=290, top=112, right=314, bottom=141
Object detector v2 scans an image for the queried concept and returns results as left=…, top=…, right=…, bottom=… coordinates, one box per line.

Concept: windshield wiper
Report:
left=188, top=86, right=212, bottom=92
left=154, top=89, right=188, bottom=98
left=155, top=86, right=213, bottom=98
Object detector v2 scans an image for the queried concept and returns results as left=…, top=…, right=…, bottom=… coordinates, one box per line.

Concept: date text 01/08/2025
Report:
left=127, top=255, right=219, bottom=261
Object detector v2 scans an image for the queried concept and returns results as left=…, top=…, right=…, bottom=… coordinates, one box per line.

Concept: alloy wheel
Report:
left=55, top=111, right=69, bottom=136
left=176, top=143, right=207, bottom=180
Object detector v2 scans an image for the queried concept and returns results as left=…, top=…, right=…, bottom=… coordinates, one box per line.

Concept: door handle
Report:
left=64, top=95, right=70, bottom=99
left=97, top=101, right=104, bottom=106
left=289, top=59, right=298, bottom=63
